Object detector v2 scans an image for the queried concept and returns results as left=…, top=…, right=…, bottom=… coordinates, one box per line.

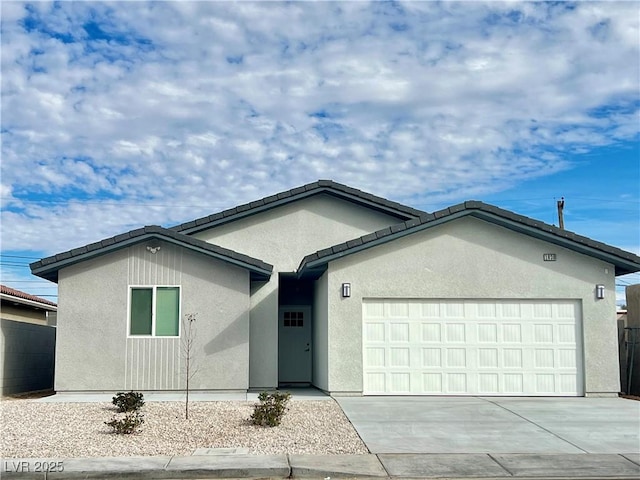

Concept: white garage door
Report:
left=362, top=299, right=583, bottom=396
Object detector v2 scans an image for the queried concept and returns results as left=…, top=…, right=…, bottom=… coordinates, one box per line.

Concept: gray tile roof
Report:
left=171, top=179, right=425, bottom=234
left=298, top=201, right=640, bottom=278
left=30, top=225, right=273, bottom=283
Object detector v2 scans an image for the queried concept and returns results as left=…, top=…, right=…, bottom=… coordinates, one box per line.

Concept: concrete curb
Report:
left=2, top=453, right=640, bottom=479
left=289, top=454, right=387, bottom=478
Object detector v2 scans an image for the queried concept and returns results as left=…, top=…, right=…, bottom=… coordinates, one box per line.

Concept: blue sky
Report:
left=1, top=1, right=639, bottom=305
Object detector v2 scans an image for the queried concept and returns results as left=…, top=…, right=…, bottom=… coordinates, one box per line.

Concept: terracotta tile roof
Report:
left=1, top=284, right=57, bottom=307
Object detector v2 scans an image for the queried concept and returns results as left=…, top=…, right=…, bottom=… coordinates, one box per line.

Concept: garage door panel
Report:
left=363, top=299, right=583, bottom=396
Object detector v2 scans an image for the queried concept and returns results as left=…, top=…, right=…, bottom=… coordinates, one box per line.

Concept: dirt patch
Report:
left=2, top=389, right=55, bottom=401
left=620, top=394, right=640, bottom=401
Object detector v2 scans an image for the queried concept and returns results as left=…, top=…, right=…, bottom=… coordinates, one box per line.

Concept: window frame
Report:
left=127, top=285, right=181, bottom=338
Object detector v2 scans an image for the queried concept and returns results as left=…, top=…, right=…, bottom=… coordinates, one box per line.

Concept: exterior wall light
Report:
left=595, top=284, right=605, bottom=300
left=341, top=283, right=351, bottom=298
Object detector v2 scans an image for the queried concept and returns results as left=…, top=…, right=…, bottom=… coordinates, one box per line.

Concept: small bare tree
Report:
left=181, top=313, right=198, bottom=419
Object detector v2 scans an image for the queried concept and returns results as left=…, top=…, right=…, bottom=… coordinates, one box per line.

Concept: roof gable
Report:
left=30, top=226, right=273, bottom=283
left=298, top=201, right=640, bottom=278
left=171, top=179, right=424, bottom=235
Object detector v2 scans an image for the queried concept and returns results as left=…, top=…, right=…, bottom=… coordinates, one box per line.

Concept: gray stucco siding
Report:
left=55, top=241, right=250, bottom=392
left=324, top=217, right=618, bottom=395
left=312, top=272, right=329, bottom=391
left=193, top=193, right=405, bottom=389
left=193, top=193, right=407, bottom=272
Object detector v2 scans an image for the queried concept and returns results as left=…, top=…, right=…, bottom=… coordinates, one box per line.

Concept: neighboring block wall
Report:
left=1, top=319, right=56, bottom=395
left=324, top=217, right=618, bottom=395
left=625, top=285, right=640, bottom=395
left=55, top=241, right=251, bottom=392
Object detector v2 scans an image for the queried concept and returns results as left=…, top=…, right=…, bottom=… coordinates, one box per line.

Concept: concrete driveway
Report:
left=336, top=396, right=640, bottom=454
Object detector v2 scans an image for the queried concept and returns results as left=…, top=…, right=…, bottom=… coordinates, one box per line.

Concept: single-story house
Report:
left=1, top=284, right=57, bottom=326
left=30, top=180, right=640, bottom=396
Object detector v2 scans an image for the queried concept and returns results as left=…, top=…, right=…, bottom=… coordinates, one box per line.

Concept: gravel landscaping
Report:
left=1, top=399, right=368, bottom=458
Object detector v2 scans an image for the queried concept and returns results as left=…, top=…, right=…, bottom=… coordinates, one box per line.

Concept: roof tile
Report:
left=433, top=208, right=449, bottom=219
left=317, top=247, right=334, bottom=257
left=361, top=233, right=377, bottom=244
left=375, top=227, right=393, bottom=239
left=56, top=251, right=72, bottom=261
left=346, top=238, right=363, bottom=248
left=1, top=285, right=57, bottom=307
left=263, top=194, right=280, bottom=203
left=171, top=179, right=424, bottom=233
left=101, top=237, right=115, bottom=247
left=31, top=225, right=273, bottom=283
left=113, top=232, right=131, bottom=243
left=465, top=200, right=483, bottom=209
left=447, top=203, right=466, bottom=214
left=296, top=198, right=640, bottom=278
left=332, top=243, right=349, bottom=253
left=178, top=221, right=197, bottom=230
left=70, top=246, right=88, bottom=257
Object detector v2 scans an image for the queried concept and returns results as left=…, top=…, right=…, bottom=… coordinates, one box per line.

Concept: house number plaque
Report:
left=543, top=253, right=556, bottom=261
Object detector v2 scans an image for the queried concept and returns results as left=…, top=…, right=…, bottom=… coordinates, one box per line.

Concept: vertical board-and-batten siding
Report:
left=125, top=243, right=183, bottom=390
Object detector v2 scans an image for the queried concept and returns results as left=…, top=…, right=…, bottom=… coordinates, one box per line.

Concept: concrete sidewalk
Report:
left=32, top=388, right=333, bottom=403
left=2, top=453, right=640, bottom=479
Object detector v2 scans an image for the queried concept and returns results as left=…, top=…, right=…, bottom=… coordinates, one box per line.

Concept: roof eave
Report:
left=297, top=212, right=468, bottom=276
left=31, top=233, right=273, bottom=283
left=0, top=293, right=57, bottom=311
left=468, top=211, right=640, bottom=276
left=297, top=209, right=640, bottom=277
left=173, top=183, right=423, bottom=235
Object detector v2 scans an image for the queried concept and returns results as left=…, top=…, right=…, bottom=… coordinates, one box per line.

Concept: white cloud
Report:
left=0, top=0, right=638, bottom=265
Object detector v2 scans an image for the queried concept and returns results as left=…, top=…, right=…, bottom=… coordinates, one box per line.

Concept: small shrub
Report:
left=112, top=391, right=145, bottom=413
left=250, top=391, right=291, bottom=427
left=105, top=411, right=144, bottom=434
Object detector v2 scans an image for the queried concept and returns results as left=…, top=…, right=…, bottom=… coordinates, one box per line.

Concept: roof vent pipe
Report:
left=557, top=197, right=565, bottom=230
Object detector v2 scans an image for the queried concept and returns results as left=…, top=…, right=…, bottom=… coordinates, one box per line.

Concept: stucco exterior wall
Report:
left=56, top=241, right=250, bottom=392
left=194, top=193, right=405, bottom=388
left=0, top=305, right=49, bottom=325
left=324, top=217, right=618, bottom=395
left=312, top=272, right=329, bottom=391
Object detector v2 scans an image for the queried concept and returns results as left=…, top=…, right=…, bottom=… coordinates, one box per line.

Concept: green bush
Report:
left=112, top=391, right=145, bottom=413
left=250, top=391, right=291, bottom=427
left=105, top=412, right=144, bottom=434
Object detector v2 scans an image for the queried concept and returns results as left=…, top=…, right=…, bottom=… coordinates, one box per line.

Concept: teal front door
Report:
left=278, top=306, right=312, bottom=384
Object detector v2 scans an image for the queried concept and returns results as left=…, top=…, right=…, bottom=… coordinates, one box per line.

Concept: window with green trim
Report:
left=129, top=286, right=180, bottom=337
